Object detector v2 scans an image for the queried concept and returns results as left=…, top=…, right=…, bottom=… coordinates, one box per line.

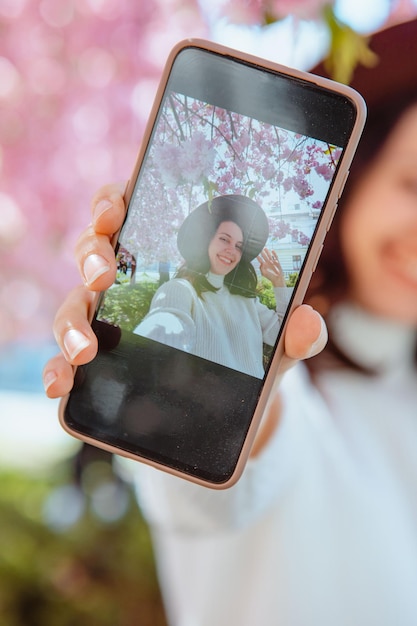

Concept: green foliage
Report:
left=257, top=274, right=297, bottom=308
left=261, top=4, right=378, bottom=85
left=322, top=5, right=378, bottom=84
left=258, top=276, right=296, bottom=369
left=257, top=277, right=277, bottom=310
left=99, top=281, right=158, bottom=331
left=286, top=272, right=299, bottom=287
left=0, top=465, right=166, bottom=626
left=101, top=275, right=299, bottom=330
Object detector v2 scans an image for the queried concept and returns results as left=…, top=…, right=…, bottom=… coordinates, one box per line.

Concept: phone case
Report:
left=59, top=39, right=366, bottom=489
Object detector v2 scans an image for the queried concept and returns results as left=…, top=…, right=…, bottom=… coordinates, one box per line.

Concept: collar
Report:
left=328, top=302, right=417, bottom=374
left=206, top=272, right=225, bottom=289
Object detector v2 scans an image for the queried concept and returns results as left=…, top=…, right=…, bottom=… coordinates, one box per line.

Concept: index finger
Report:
left=53, top=284, right=99, bottom=365
left=91, top=182, right=128, bottom=235
left=74, top=183, right=128, bottom=290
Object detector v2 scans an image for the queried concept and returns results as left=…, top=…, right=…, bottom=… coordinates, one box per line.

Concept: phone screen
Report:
left=63, top=44, right=361, bottom=485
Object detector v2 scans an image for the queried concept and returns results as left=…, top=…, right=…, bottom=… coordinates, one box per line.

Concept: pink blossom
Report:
left=214, top=0, right=264, bottom=25
left=270, top=0, right=329, bottom=20
left=315, top=163, right=334, bottom=181
left=0, top=0, right=345, bottom=347
left=237, top=130, right=251, bottom=148
left=0, top=0, right=207, bottom=344
left=179, top=132, right=217, bottom=184
left=293, top=176, right=314, bottom=199
left=262, top=163, right=276, bottom=180
left=269, top=218, right=291, bottom=240
left=212, top=0, right=328, bottom=25
left=152, top=143, right=183, bottom=187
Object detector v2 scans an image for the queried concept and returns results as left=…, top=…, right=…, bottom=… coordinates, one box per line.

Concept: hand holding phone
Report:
left=58, top=39, right=366, bottom=488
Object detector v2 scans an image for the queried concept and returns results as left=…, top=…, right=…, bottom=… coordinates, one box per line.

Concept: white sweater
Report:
left=134, top=272, right=291, bottom=378
left=132, top=303, right=417, bottom=626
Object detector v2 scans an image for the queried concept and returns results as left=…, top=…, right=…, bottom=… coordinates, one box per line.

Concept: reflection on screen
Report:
left=96, top=91, right=342, bottom=379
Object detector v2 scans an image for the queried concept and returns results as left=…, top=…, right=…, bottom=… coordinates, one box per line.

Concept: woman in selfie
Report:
left=133, top=193, right=290, bottom=378
left=44, top=18, right=417, bottom=626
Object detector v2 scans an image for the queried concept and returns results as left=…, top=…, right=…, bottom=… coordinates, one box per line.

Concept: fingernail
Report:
left=43, top=370, right=57, bottom=393
left=305, top=315, right=328, bottom=359
left=83, top=254, right=110, bottom=286
left=93, top=199, right=113, bottom=222
left=64, top=329, right=90, bottom=361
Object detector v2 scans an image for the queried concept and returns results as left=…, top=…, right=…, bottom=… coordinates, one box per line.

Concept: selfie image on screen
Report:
left=96, top=91, right=342, bottom=379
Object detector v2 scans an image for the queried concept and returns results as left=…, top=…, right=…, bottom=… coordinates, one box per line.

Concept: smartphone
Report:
left=59, top=39, right=366, bottom=489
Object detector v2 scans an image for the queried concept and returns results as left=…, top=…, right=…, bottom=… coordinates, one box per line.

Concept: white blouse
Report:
left=134, top=272, right=291, bottom=378
left=131, top=303, right=417, bottom=626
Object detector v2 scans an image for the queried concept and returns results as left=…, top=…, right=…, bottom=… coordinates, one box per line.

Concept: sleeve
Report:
left=132, top=364, right=321, bottom=534
left=133, top=279, right=197, bottom=352
left=257, top=286, right=292, bottom=346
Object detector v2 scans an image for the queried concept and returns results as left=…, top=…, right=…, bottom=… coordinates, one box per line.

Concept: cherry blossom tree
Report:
left=0, top=0, right=206, bottom=344
left=0, top=0, right=413, bottom=344
left=120, top=93, right=340, bottom=268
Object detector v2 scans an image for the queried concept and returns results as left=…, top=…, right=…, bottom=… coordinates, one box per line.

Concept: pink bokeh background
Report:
left=1, top=0, right=414, bottom=347
left=0, top=0, right=207, bottom=345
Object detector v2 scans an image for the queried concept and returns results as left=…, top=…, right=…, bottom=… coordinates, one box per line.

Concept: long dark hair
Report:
left=305, top=93, right=417, bottom=373
left=175, top=194, right=268, bottom=298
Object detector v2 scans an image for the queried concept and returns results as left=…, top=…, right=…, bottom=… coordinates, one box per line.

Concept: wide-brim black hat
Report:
left=312, top=18, right=417, bottom=108
left=177, top=194, right=269, bottom=264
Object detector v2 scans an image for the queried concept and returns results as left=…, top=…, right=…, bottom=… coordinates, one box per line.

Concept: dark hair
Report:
left=175, top=213, right=259, bottom=298
left=306, top=89, right=417, bottom=314
left=175, top=194, right=268, bottom=298
left=304, top=90, right=417, bottom=374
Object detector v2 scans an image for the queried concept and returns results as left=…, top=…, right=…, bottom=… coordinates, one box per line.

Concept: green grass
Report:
left=0, top=458, right=167, bottom=626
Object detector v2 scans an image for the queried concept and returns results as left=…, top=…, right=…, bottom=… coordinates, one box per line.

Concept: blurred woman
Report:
left=44, top=19, right=417, bottom=626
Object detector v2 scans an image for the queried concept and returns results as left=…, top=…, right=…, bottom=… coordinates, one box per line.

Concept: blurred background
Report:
left=1, top=0, right=416, bottom=623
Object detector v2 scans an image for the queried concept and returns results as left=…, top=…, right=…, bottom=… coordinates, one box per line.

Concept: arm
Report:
left=256, top=247, right=292, bottom=344
left=257, top=248, right=285, bottom=288
left=134, top=279, right=197, bottom=352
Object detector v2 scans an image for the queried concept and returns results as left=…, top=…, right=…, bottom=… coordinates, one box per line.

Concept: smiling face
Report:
left=341, top=104, right=417, bottom=324
left=208, top=221, right=244, bottom=275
